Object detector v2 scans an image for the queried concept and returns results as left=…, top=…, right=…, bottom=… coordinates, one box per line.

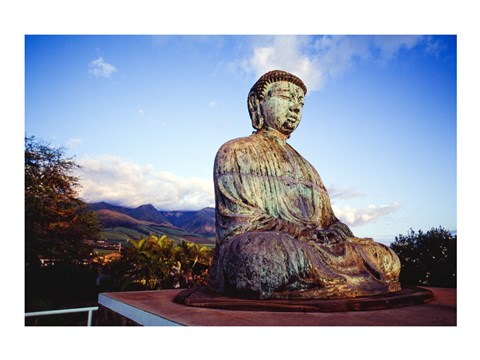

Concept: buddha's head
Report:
left=248, top=70, right=307, bottom=136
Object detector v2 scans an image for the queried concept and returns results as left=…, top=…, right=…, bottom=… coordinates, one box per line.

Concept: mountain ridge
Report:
left=89, top=202, right=216, bottom=246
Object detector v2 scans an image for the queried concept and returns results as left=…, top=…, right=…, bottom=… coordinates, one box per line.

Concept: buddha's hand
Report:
left=299, top=228, right=340, bottom=244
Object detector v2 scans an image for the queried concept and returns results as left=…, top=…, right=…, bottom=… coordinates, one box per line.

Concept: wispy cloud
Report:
left=328, top=184, right=366, bottom=200
left=66, top=138, right=82, bottom=149
left=424, top=36, right=449, bottom=58
left=88, top=57, right=118, bottom=78
left=372, top=35, right=424, bottom=62
left=76, top=155, right=214, bottom=210
left=333, top=202, right=401, bottom=227
left=328, top=184, right=400, bottom=227
left=233, top=35, right=430, bottom=91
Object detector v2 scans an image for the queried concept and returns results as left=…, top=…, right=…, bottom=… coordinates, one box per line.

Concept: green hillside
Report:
left=100, top=224, right=215, bottom=246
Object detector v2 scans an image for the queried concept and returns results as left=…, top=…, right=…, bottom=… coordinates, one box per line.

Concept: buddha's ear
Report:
left=248, top=95, right=264, bottom=130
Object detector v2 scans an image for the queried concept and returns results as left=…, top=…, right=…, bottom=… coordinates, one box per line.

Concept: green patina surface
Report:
left=209, top=70, right=401, bottom=299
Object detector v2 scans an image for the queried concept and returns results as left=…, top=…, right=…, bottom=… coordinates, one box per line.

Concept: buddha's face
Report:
left=260, top=81, right=305, bottom=135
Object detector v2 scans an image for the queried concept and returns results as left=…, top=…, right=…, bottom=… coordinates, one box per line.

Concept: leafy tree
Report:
left=25, top=136, right=101, bottom=268
left=390, top=227, right=456, bottom=288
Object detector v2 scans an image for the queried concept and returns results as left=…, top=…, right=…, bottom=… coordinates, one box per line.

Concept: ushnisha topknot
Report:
left=248, top=70, right=307, bottom=101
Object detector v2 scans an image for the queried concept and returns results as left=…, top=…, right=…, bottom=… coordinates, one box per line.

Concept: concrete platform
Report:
left=96, top=287, right=456, bottom=326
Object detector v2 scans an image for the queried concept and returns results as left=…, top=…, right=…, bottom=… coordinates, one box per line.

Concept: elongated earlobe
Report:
left=248, top=96, right=264, bottom=130
left=255, top=116, right=264, bottom=130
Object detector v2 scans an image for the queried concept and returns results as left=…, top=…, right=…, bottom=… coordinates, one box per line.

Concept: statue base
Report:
left=174, top=285, right=435, bottom=312
left=96, top=286, right=455, bottom=325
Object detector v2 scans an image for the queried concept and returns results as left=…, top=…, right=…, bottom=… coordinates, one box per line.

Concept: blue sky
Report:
left=25, top=35, right=456, bottom=244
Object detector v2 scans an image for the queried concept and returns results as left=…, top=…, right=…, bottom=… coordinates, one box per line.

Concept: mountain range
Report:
left=89, top=202, right=216, bottom=246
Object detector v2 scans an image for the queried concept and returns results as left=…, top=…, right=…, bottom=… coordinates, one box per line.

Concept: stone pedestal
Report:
left=96, top=286, right=456, bottom=326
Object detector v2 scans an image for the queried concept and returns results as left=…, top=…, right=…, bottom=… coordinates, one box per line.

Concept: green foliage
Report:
left=108, top=234, right=213, bottom=291
left=390, top=227, right=456, bottom=288
left=25, top=136, right=101, bottom=267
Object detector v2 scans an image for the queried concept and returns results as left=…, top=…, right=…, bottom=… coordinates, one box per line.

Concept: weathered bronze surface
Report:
left=209, top=70, right=401, bottom=299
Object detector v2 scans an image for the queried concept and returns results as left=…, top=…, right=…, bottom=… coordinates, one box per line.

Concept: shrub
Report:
left=390, top=227, right=456, bottom=288
left=108, top=235, right=213, bottom=291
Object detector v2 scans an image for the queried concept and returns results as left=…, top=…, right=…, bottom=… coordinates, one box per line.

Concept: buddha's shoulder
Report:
left=216, top=134, right=259, bottom=153
left=215, top=134, right=266, bottom=172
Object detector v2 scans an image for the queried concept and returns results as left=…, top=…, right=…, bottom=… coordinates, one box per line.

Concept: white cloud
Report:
left=66, top=138, right=82, bottom=149
left=88, top=57, right=118, bottom=78
left=76, top=155, right=214, bottom=210
left=333, top=202, right=401, bottom=227
left=246, top=36, right=323, bottom=91
left=234, top=35, right=427, bottom=91
left=208, top=101, right=217, bottom=108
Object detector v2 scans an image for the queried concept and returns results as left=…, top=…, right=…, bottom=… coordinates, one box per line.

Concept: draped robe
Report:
left=209, top=129, right=401, bottom=299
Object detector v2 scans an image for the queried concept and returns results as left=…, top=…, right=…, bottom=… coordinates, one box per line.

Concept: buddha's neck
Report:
left=257, top=127, right=290, bottom=144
